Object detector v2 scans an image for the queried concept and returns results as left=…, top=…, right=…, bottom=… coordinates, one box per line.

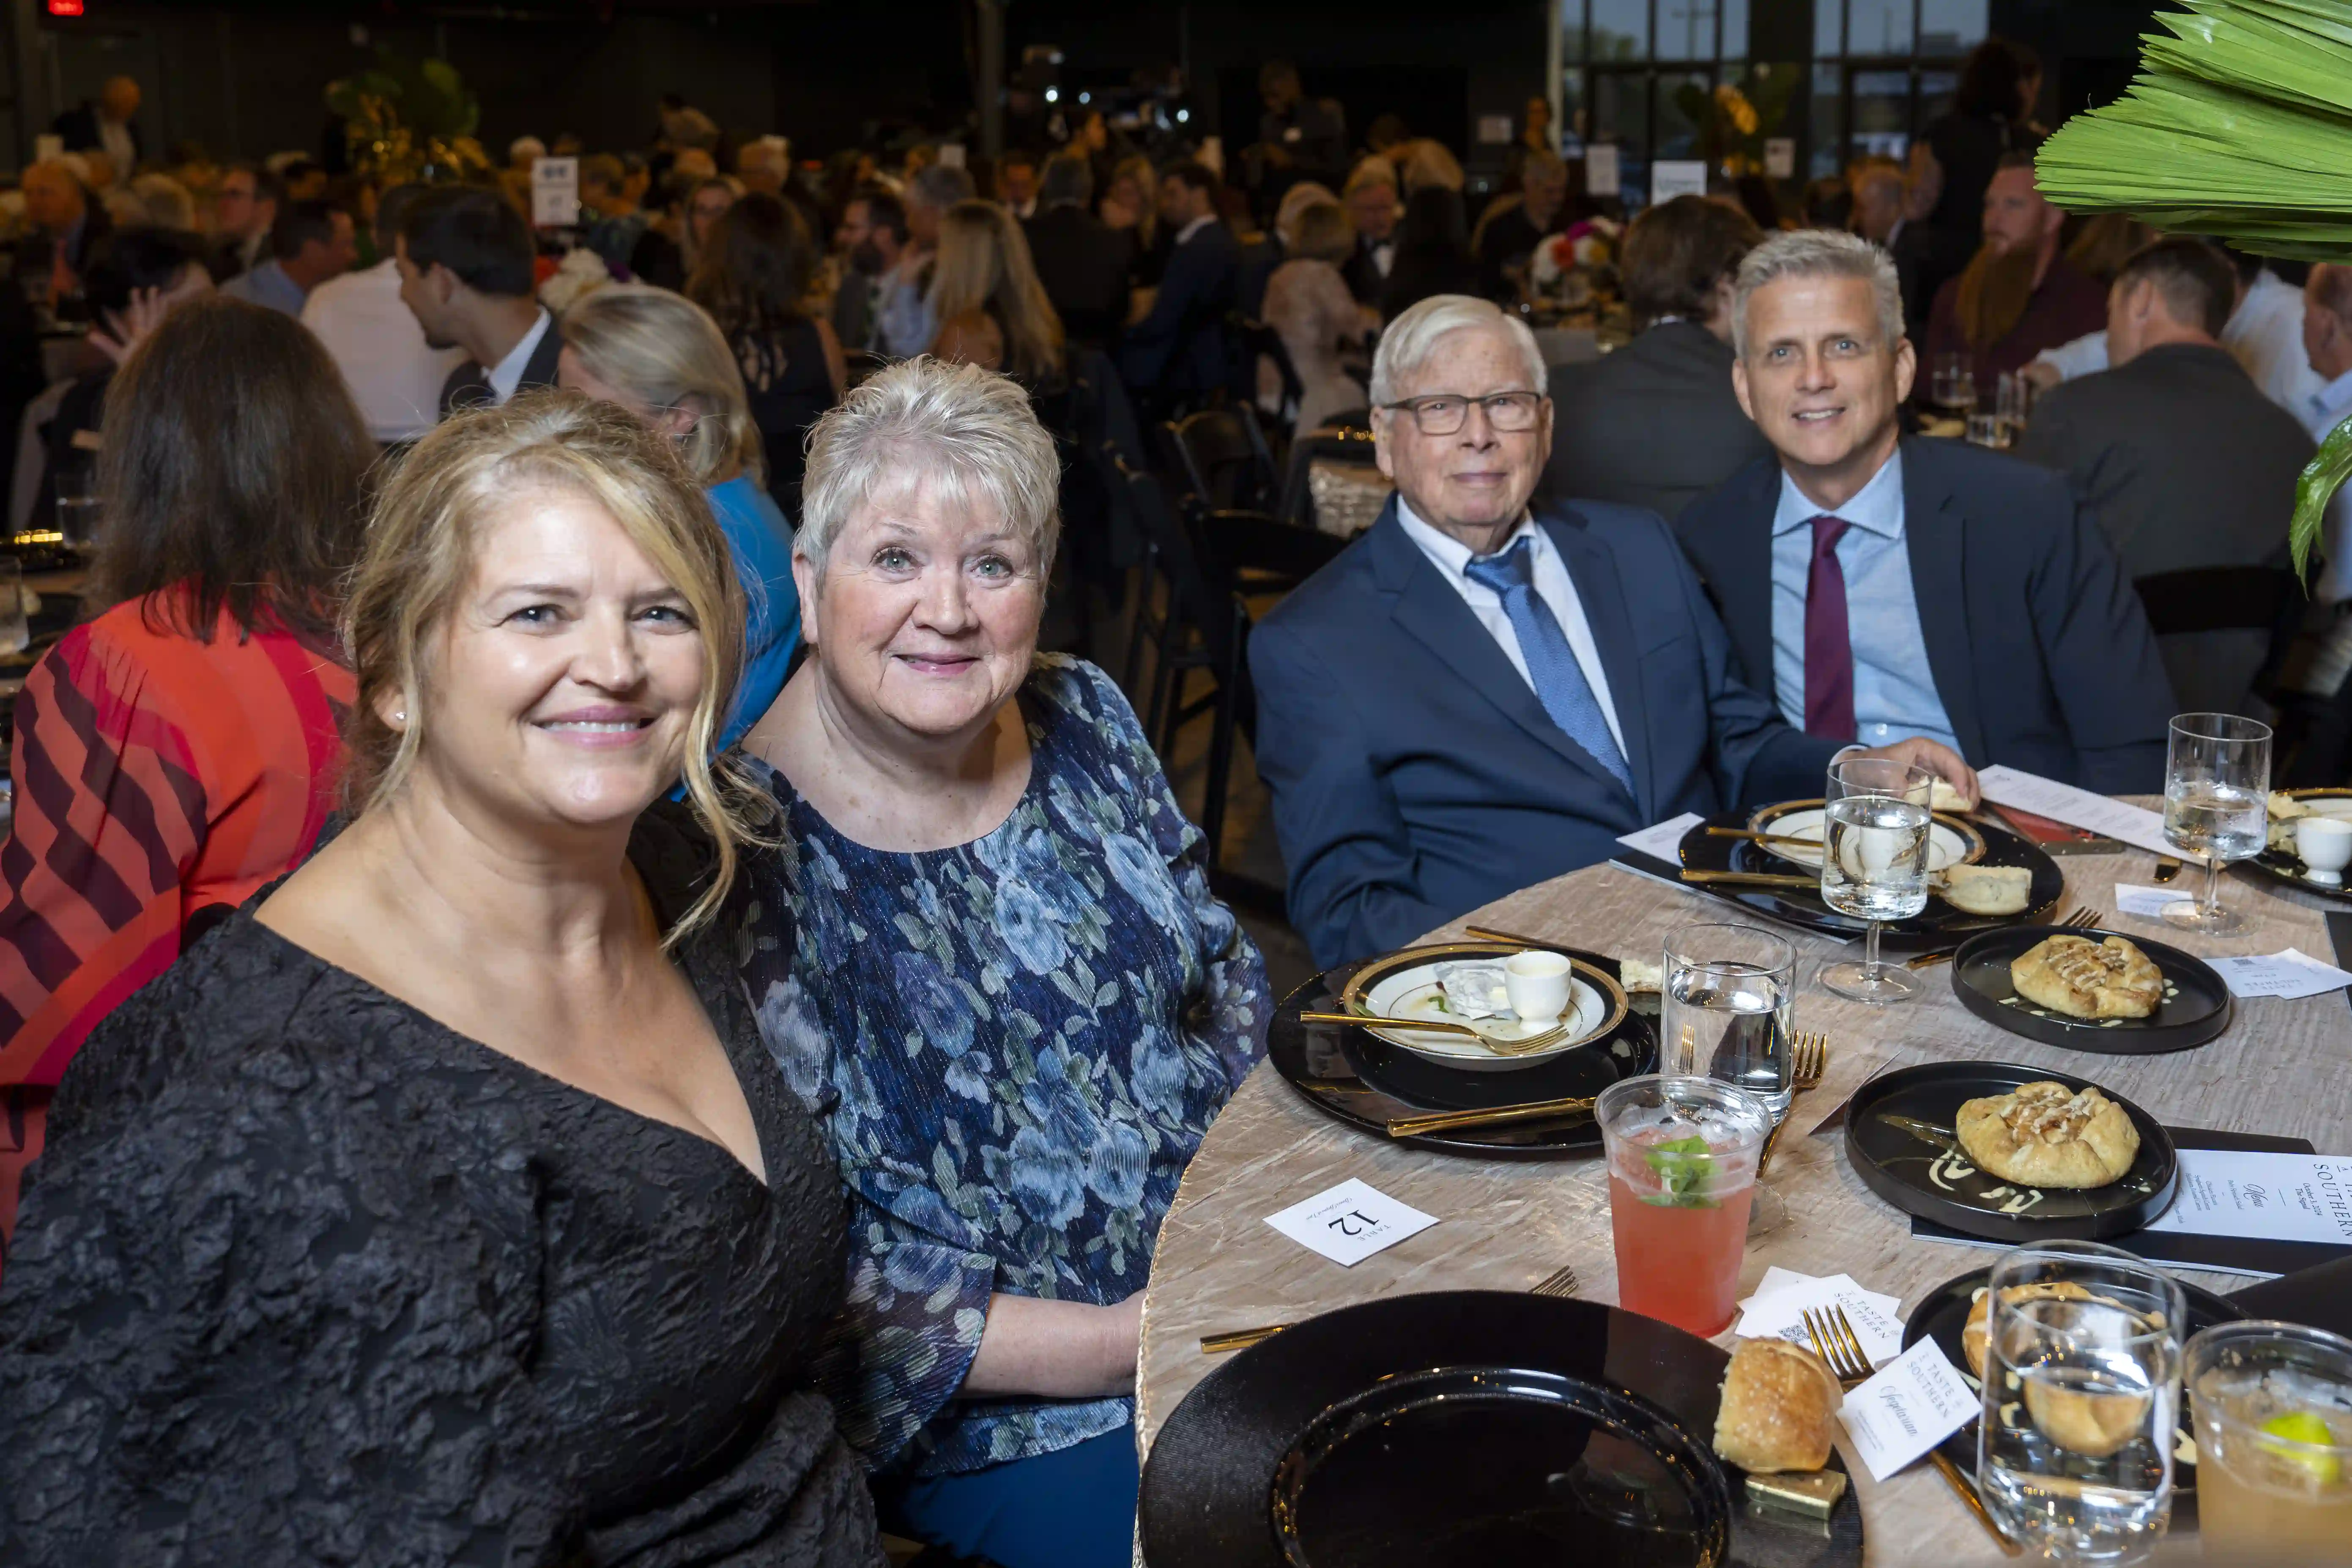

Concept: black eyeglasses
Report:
left=1377, top=391, right=1546, bottom=436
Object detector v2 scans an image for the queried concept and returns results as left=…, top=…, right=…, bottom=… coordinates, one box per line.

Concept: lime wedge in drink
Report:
left=2258, top=1411, right=2343, bottom=1486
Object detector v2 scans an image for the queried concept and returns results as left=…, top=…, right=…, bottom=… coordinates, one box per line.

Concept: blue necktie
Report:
left=1463, top=536, right=1636, bottom=798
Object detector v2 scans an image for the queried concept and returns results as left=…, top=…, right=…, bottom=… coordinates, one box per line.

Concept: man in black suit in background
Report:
left=51, top=77, right=141, bottom=181
left=394, top=187, right=559, bottom=417
left=1678, top=229, right=2175, bottom=793
left=1022, top=155, right=1131, bottom=351
left=2015, top=237, right=2315, bottom=714
left=1542, top=195, right=1774, bottom=523
left=1115, top=161, right=1239, bottom=406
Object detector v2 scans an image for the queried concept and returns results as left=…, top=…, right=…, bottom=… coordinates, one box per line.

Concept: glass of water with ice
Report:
left=1818, top=755, right=1934, bottom=1004
left=1979, top=1240, right=2186, bottom=1563
left=2161, top=712, right=2271, bottom=935
left=1661, top=922, right=1796, bottom=1121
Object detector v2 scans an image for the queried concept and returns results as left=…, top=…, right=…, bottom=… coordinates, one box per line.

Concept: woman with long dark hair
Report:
left=1379, top=185, right=1478, bottom=319
left=688, top=192, right=846, bottom=512
left=0, top=296, right=375, bottom=1242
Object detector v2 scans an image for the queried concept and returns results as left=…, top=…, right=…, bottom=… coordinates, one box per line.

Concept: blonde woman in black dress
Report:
left=0, top=391, right=882, bottom=1567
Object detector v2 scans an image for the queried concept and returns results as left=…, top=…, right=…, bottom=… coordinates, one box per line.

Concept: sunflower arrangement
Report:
left=326, top=49, right=490, bottom=188
left=1673, top=66, right=1795, bottom=178
left=2034, top=0, right=2352, bottom=577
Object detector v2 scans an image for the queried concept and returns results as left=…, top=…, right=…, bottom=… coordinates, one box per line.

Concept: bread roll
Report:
left=1944, top=863, right=2032, bottom=915
left=1714, top=1338, right=1840, bottom=1474
left=1931, top=779, right=1969, bottom=813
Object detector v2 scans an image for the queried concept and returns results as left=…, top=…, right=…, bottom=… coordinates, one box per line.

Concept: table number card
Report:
left=1835, top=1337, right=1979, bottom=1482
left=1263, top=1178, right=1437, bottom=1267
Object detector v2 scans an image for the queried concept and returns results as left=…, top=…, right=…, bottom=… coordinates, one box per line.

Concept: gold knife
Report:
left=1387, top=1095, right=1599, bottom=1138
left=1679, top=869, right=1821, bottom=889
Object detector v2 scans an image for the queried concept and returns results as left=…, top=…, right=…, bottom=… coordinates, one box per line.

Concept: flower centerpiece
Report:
left=1529, top=216, right=1626, bottom=311
left=326, top=48, right=491, bottom=187
left=1673, top=66, right=1798, bottom=180
left=2033, top=0, right=2352, bottom=579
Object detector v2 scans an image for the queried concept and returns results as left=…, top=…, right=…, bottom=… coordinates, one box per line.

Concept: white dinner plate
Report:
left=1748, top=802, right=1982, bottom=875
left=1354, top=958, right=1610, bottom=1072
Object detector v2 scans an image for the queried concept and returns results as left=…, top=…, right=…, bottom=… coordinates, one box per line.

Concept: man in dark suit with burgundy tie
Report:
left=1249, top=294, right=1976, bottom=968
left=1678, top=230, right=2173, bottom=794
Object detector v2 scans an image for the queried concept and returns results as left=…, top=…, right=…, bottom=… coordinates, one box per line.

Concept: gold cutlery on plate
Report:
left=1903, top=905, right=2102, bottom=971
left=1806, top=1305, right=2018, bottom=1557
left=1297, top=1011, right=1570, bottom=1055
left=1199, top=1265, right=1581, bottom=1354
left=1385, top=1094, right=1599, bottom=1138
left=1679, top=869, right=1822, bottom=889
left=1704, top=826, right=1827, bottom=849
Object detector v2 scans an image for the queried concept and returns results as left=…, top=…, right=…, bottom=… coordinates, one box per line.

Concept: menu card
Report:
left=2145, top=1150, right=2352, bottom=1246
left=1263, top=1178, right=1437, bottom=1267
left=1733, top=1268, right=1906, bottom=1368
left=1615, top=812, right=1703, bottom=863
left=1976, top=765, right=2177, bottom=859
left=2212, top=949, right=2352, bottom=1000
left=1835, top=1337, right=1979, bottom=1482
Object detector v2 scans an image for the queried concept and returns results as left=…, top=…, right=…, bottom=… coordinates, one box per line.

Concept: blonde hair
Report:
left=1400, top=140, right=1465, bottom=194
left=799, top=357, right=1061, bottom=583
left=558, top=284, right=764, bottom=486
left=1289, top=201, right=1356, bottom=265
left=928, top=200, right=1065, bottom=383
left=341, top=389, right=759, bottom=940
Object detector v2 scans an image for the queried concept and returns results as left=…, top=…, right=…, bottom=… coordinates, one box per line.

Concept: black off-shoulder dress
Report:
left=0, top=807, right=882, bottom=1567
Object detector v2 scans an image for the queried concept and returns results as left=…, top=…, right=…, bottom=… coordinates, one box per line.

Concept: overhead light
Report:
left=1045, top=88, right=1059, bottom=103
left=1079, top=92, right=1090, bottom=104
left=1176, top=108, right=1190, bottom=123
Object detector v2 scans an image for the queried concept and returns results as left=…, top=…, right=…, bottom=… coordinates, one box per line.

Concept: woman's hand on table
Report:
left=961, top=1291, right=1144, bottom=1399
left=1856, top=736, right=1979, bottom=809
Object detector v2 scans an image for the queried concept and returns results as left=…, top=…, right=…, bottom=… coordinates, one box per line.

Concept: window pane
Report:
left=1810, top=62, right=1843, bottom=179
left=1594, top=70, right=1651, bottom=199
left=1918, top=0, right=1988, bottom=55
left=1722, top=0, right=1750, bottom=57
left=1655, top=70, right=1712, bottom=162
left=1918, top=67, right=1959, bottom=127
left=1657, top=0, right=1717, bottom=60
left=1849, top=66, right=1912, bottom=162
left=1847, top=0, right=1911, bottom=55
left=1815, top=0, right=1842, bottom=58
left=1562, top=69, right=1590, bottom=147
left=1561, top=0, right=1589, bottom=64
left=1593, top=0, right=1650, bottom=62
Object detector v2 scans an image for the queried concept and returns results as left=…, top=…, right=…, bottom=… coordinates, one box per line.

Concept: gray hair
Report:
left=1039, top=153, right=1092, bottom=209
left=908, top=162, right=977, bottom=211
left=1731, top=228, right=1905, bottom=359
left=1369, top=294, right=1547, bottom=408
left=797, top=356, right=1062, bottom=583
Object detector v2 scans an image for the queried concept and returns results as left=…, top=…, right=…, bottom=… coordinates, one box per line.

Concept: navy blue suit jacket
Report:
left=1115, top=220, right=1238, bottom=395
left=1676, top=438, right=2174, bottom=797
left=1250, top=498, right=1843, bottom=968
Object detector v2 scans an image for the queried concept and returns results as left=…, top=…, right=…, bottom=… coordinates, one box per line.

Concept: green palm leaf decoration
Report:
left=2036, top=0, right=2352, bottom=579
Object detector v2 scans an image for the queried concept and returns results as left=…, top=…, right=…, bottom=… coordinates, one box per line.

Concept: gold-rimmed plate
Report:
left=1746, top=798, right=1986, bottom=874
left=2250, top=787, right=2352, bottom=904
left=1337, top=941, right=1628, bottom=1073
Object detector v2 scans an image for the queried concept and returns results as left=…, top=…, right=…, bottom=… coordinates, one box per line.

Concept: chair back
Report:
left=1118, top=454, right=1238, bottom=651
left=1234, top=314, right=1305, bottom=430
left=1279, top=423, right=1389, bottom=536
left=1165, top=405, right=1281, bottom=514
left=2133, top=566, right=2301, bottom=637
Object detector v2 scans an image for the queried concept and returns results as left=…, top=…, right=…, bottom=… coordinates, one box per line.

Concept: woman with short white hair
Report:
left=735, top=357, right=1268, bottom=1568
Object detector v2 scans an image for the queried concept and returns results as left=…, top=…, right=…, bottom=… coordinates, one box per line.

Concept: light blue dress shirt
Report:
left=1767, top=447, right=1960, bottom=753
left=219, top=257, right=307, bottom=318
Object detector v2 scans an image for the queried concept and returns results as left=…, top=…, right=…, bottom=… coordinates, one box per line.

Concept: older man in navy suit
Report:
left=1250, top=295, right=1976, bottom=967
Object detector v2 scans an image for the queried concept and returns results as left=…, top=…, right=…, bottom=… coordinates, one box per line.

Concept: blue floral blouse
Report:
left=734, top=655, right=1269, bottom=1477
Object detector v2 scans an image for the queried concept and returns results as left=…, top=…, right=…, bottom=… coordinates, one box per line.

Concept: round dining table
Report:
left=1136, top=812, right=2352, bottom=1565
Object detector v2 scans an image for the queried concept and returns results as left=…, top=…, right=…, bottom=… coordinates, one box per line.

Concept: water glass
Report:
left=2160, top=712, right=2271, bottom=934
left=0, top=559, right=26, bottom=657
left=2186, top=1320, right=2352, bottom=1561
left=1977, top=1241, right=2186, bottom=1563
left=54, top=468, right=100, bottom=555
left=1933, top=349, right=1977, bottom=410
left=1596, top=1074, right=1771, bottom=1339
left=1660, top=922, right=1796, bottom=1121
left=1997, top=369, right=2035, bottom=437
left=1818, top=755, right=1933, bottom=1004
left=1966, top=411, right=2009, bottom=448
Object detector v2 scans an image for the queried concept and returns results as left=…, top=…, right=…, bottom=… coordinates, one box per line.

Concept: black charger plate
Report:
left=2246, top=788, right=2352, bottom=906
left=1901, top=1266, right=2241, bottom=1514
left=1950, top=927, right=2231, bottom=1055
left=1843, top=1061, right=2179, bottom=1242
left=1673, top=808, right=2064, bottom=953
left=1268, top=946, right=1656, bottom=1160
left=1141, top=1292, right=1863, bottom=1568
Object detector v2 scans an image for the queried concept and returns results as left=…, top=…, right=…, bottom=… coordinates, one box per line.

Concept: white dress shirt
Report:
left=1395, top=498, right=1628, bottom=756
left=485, top=308, right=555, bottom=407
left=299, top=258, right=468, bottom=441
left=2224, top=270, right=2327, bottom=415
left=1174, top=213, right=1217, bottom=247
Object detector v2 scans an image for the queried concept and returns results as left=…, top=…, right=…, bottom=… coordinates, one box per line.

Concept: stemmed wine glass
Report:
left=2162, top=713, right=2272, bottom=934
left=1818, top=755, right=1934, bottom=1004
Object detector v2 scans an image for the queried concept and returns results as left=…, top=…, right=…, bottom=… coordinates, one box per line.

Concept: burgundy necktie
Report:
left=1803, top=516, right=1856, bottom=741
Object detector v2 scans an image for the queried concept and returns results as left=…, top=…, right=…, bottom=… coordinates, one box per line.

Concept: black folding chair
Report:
left=1163, top=405, right=1281, bottom=517
left=1235, top=315, right=1305, bottom=437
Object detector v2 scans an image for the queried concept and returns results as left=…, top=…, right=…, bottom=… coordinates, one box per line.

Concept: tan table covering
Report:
left=1137, top=816, right=2352, bottom=1563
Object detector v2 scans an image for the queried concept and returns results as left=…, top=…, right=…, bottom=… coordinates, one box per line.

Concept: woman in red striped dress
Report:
left=0, top=296, right=375, bottom=1248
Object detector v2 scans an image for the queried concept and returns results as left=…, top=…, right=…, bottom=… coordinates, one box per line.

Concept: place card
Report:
left=1263, top=1178, right=1437, bottom=1267
left=1616, top=811, right=1704, bottom=863
left=1734, top=1270, right=1906, bottom=1368
left=1976, top=765, right=2176, bottom=859
left=2146, top=1151, right=2352, bottom=1246
left=2212, top=948, right=2352, bottom=1000
left=1584, top=143, right=1620, bottom=196
left=1835, top=1337, right=1979, bottom=1482
left=2112, top=883, right=2180, bottom=918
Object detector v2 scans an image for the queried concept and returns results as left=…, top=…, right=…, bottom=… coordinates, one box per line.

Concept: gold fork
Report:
left=1805, top=1305, right=2018, bottom=1557
left=1199, top=1264, right=1581, bottom=1355
left=1904, top=905, right=2103, bottom=971
left=1757, top=1032, right=1829, bottom=1175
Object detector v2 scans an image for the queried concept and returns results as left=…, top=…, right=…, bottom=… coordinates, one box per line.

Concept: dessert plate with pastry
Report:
left=1268, top=943, right=1657, bottom=1160
left=1672, top=791, right=2063, bottom=950
left=1950, top=925, right=2231, bottom=1054
left=2245, top=788, right=2352, bottom=904
left=1902, top=1266, right=2241, bottom=1516
left=1140, top=1291, right=1863, bottom=1568
left=1843, top=1061, right=2180, bottom=1241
